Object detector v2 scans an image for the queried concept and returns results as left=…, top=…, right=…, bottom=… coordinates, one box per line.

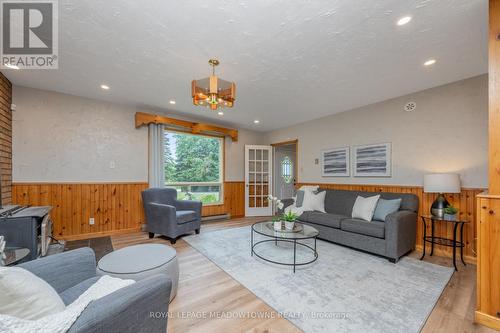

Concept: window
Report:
left=164, top=131, right=223, bottom=205
left=281, top=156, right=293, bottom=184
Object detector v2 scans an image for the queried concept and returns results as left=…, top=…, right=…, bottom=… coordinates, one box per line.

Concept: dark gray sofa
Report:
left=283, top=189, right=419, bottom=262
left=19, top=247, right=171, bottom=333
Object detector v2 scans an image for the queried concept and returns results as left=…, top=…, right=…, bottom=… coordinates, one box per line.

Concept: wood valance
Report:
left=135, top=112, right=238, bottom=141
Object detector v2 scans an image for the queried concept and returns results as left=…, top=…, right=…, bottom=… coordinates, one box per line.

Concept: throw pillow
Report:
left=0, top=266, right=66, bottom=320
left=373, top=198, right=402, bottom=221
left=351, top=195, right=381, bottom=221
left=301, top=190, right=326, bottom=213
left=295, top=190, right=305, bottom=208
left=299, top=185, right=319, bottom=193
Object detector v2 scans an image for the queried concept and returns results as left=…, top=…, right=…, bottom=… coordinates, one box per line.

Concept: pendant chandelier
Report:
left=192, top=59, right=236, bottom=111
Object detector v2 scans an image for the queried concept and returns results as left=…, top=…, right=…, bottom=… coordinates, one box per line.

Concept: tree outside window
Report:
left=164, top=131, right=223, bottom=205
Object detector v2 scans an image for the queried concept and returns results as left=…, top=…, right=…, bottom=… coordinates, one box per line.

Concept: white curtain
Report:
left=148, top=123, right=165, bottom=188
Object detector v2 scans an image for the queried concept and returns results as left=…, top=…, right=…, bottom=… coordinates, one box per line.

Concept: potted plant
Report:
left=443, top=205, right=458, bottom=220
left=268, top=195, right=284, bottom=230
left=271, top=215, right=283, bottom=230
left=283, top=211, right=298, bottom=230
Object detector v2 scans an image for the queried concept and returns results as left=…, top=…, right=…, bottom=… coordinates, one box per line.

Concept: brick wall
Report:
left=0, top=72, right=12, bottom=205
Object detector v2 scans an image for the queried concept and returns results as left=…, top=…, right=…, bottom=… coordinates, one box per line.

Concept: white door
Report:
left=245, top=145, right=273, bottom=216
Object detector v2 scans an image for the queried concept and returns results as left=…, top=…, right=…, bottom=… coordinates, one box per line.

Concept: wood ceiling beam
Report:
left=135, top=112, right=238, bottom=141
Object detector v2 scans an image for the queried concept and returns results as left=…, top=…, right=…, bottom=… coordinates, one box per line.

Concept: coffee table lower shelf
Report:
left=251, top=222, right=319, bottom=273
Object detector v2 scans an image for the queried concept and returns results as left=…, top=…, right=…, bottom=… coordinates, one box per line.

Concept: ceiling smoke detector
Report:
left=404, top=102, right=416, bottom=112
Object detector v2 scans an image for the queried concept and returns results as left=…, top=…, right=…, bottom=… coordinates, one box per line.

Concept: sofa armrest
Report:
left=175, top=199, right=202, bottom=220
left=277, top=198, right=295, bottom=214
left=281, top=198, right=295, bottom=209
left=385, top=210, right=417, bottom=260
left=19, top=248, right=96, bottom=294
left=145, top=202, right=177, bottom=232
left=68, top=274, right=172, bottom=333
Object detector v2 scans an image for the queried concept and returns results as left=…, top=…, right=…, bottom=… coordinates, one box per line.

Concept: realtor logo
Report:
left=0, top=0, right=58, bottom=69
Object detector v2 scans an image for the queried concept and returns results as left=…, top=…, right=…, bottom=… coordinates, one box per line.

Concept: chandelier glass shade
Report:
left=192, top=59, right=236, bottom=111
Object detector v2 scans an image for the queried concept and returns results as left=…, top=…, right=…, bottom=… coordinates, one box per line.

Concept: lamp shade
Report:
left=423, top=173, right=461, bottom=193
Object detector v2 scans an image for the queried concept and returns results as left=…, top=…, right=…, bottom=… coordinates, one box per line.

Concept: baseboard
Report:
left=59, top=227, right=142, bottom=241
left=475, top=311, right=500, bottom=331
left=415, top=245, right=477, bottom=265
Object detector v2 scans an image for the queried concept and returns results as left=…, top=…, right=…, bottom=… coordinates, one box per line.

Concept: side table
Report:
left=419, top=215, right=468, bottom=271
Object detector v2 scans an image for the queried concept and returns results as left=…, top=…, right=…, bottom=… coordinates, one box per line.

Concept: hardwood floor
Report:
left=110, top=217, right=495, bottom=333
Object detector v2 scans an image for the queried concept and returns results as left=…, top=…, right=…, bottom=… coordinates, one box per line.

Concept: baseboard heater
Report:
left=202, top=214, right=230, bottom=222
left=140, top=213, right=230, bottom=232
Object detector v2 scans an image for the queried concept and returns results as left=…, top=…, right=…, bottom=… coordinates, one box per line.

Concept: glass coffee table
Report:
left=251, top=221, right=319, bottom=273
left=1, top=247, right=30, bottom=266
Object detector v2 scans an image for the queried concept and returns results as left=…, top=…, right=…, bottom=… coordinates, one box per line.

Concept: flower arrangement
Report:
left=267, top=195, right=284, bottom=211
left=267, top=196, right=297, bottom=230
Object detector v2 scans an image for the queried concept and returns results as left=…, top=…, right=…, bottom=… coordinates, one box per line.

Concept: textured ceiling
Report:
left=4, top=0, right=488, bottom=131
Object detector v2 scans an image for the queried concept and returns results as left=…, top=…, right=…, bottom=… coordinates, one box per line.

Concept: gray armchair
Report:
left=19, top=248, right=171, bottom=333
left=142, top=188, right=202, bottom=244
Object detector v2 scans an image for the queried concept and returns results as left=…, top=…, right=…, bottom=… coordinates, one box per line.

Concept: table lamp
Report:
left=423, top=173, right=461, bottom=218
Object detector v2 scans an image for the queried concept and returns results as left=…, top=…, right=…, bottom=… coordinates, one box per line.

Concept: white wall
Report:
left=13, top=75, right=489, bottom=187
left=225, top=129, right=265, bottom=181
left=264, top=75, right=488, bottom=188
left=12, top=86, right=263, bottom=182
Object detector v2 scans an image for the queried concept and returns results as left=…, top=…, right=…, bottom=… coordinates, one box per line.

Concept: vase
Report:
left=284, top=221, right=295, bottom=230
left=273, top=221, right=283, bottom=230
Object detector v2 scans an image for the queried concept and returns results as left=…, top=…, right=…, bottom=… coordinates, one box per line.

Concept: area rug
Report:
left=184, top=226, right=454, bottom=333
left=65, top=236, right=114, bottom=261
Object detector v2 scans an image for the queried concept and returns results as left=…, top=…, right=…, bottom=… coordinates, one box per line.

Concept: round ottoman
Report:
left=97, top=243, right=179, bottom=301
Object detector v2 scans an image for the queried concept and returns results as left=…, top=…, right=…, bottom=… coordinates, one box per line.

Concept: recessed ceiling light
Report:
left=218, top=111, right=224, bottom=116
left=254, top=120, right=260, bottom=124
left=4, top=63, right=19, bottom=70
left=423, top=59, right=436, bottom=66
left=397, top=16, right=412, bottom=26
left=100, top=84, right=110, bottom=90
left=169, top=100, right=176, bottom=105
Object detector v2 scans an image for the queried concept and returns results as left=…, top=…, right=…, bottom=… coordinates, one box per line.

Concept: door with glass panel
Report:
left=245, top=145, right=273, bottom=216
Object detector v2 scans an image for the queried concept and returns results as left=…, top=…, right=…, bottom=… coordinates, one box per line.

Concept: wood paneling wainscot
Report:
left=13, top=183, right=149, bottom=240
left=202, top=181, right=245, bottom=218
left=0, top=72, right=12, bottom=205
left=12, top=181, right=246, bottom=240
left=476, top=193, right=500, bottom=329
left=299, top=183, right=484, bottom=263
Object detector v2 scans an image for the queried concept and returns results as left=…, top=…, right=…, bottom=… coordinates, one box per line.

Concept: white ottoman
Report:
left=97, top=243, right=179, bottom=301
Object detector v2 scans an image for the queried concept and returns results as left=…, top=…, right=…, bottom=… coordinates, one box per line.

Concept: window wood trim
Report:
left=135, top=112, right=238, bottom=142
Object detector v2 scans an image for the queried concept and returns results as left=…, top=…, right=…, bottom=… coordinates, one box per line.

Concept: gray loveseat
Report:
left=19, top=247, right=171, bottom=333
left=283, top=189, right=419, bottom=262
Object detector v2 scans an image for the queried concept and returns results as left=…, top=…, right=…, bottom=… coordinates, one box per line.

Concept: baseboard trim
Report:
left=415, top=245, right=477, bottom=265
left=59, top=227, right=142, bottom=241
left=475, top=311, right=500, bottom=331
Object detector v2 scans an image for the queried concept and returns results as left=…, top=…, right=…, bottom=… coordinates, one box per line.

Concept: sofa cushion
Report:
left=176, top=210, right=197, bottom=224
left=323, top=189, right=419, bottom=215
left=298, top=212, right=346, bottom=228
left=302, top=190, right=326, bottom=213
left=341, top=218, right=385, bottom=239
left=0, top=266, right=66, bottom=320
left=295, top=190, right=305, bottom=207
left=373, top=198, right=402, bottom=221
left=60, top=276, right=100, bottom=305
left=351, top=195, right=380, bottom=221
